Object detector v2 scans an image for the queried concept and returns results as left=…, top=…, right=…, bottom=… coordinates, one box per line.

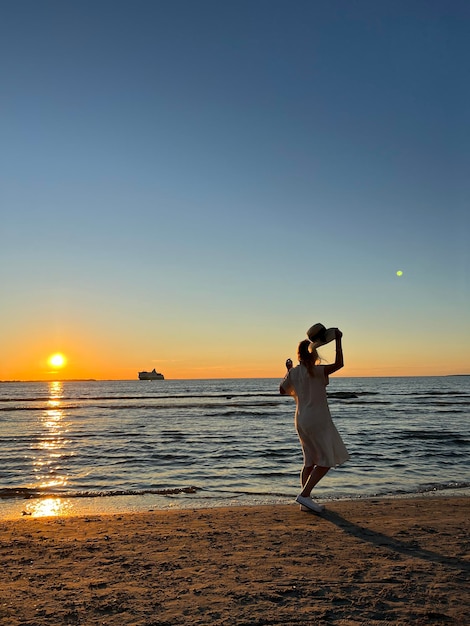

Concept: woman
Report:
left=280, top=329, right=349, bottom=513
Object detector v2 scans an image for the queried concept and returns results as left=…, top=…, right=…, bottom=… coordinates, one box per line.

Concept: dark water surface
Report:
left=1, top=376, right=469, bottom=517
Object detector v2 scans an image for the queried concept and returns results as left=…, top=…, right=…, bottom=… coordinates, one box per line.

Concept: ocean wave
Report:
left=0, top=392, right=281, bottom=403
left=0, top=392, right=378, bottom=413
left=0, top=486, right=202, bottom=500
left=1, top=481, right=469, bottom=504
left=0, top=390, right=379, bottom=405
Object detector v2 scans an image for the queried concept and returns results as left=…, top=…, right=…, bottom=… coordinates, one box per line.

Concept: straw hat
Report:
left=306, top=323, right=337, bottom=348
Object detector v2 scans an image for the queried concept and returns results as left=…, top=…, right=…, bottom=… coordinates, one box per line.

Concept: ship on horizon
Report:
left=138, top=369, right=164, bottom=380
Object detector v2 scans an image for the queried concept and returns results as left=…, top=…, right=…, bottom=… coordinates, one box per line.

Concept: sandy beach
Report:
left=0, top=497, right=468, bottom=625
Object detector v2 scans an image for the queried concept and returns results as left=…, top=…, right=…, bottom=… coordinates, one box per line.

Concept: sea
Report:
left=0, top=376, right=469, bottom=519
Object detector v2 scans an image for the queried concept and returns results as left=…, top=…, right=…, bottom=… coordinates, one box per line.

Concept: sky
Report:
left=1, top=0, right=469, bottom=380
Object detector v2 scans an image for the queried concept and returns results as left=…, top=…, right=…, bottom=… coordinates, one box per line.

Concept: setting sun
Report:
left=48, top=353, right=66, bottom=369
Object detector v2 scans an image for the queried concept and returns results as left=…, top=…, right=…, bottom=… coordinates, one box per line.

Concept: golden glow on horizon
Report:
left=1, top=333, right=468, bottom=380
left=48, top=353, right=66, bottom=369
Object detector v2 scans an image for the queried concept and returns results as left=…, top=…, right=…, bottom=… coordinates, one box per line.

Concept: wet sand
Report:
left=0, top=497, right=468, bottom=625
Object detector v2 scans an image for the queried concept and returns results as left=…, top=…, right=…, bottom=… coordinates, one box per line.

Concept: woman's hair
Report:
left=297, top=339, right=320, bottom=377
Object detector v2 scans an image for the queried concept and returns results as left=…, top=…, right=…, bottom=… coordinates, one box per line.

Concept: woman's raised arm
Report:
left=324, top=329, right=344, bottom=376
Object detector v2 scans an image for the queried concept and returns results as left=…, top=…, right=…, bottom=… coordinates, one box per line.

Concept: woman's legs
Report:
left=301, top=465, right=314, bottom=488
left=300, top=465, right=329, bottom=498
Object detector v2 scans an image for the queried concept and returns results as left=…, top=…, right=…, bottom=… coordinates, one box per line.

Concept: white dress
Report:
left=281, top=364, right=349, bottom=468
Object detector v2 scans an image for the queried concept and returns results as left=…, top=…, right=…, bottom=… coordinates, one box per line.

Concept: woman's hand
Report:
left=285, top=358, right=293, bottom=370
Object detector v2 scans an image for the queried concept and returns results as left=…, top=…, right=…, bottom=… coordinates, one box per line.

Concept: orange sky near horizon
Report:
left=2, top=333, right=468, bottom=381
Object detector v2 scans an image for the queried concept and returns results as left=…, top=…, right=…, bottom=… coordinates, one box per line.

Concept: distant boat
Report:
left=138, top=369, right=164, bottom=380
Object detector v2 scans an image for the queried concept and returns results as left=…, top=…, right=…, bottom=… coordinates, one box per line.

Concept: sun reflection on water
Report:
left=25, top=497, right=73, bottom=518
left=32, top=381, right=70, bottom=492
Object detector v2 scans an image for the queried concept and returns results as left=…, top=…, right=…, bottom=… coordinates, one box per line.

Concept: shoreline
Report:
left=1, top=486, right=469, bottom=521
left=1, top=496, right=468, bottom=625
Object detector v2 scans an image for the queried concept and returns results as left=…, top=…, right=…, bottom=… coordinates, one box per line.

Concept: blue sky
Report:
left=1, top=0, right=469, bottom=379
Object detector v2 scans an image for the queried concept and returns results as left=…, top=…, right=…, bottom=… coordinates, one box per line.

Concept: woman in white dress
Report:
left=280, top=329, right=349, bottom=513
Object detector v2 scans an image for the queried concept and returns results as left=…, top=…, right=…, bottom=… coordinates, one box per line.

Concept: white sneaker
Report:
left=295, top=495, right=325, bottom=513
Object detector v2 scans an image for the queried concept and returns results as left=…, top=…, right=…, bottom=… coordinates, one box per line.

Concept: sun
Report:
left=48, top=353, right=67, bottom=369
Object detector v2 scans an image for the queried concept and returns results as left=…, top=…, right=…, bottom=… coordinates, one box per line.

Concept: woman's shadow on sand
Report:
left=319, top=509, right=469, bottom=574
